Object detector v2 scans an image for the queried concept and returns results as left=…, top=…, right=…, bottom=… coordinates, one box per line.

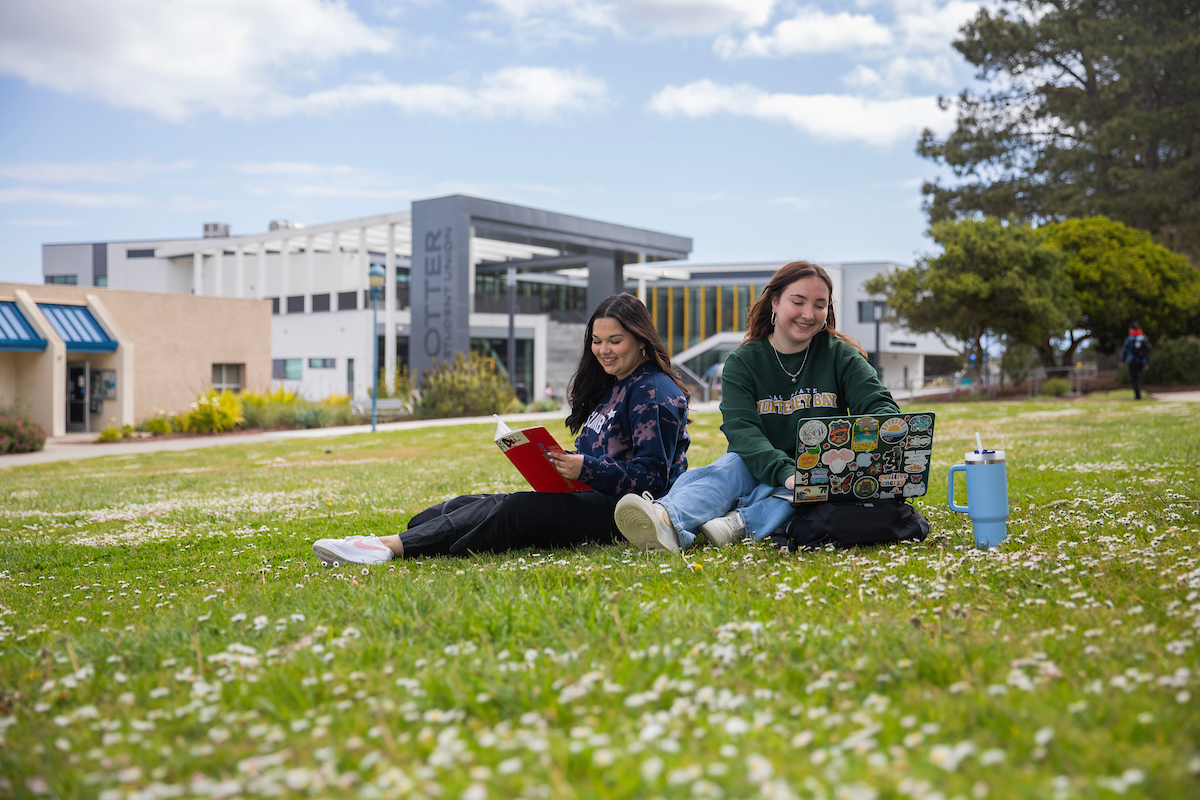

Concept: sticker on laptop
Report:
left=827, top=420, right=851, bottom=446
left=799, top=419, right=828, bottom=446
left=879, top=417, right=909, bottom=444
left=852, top=417, right=879, bottom=452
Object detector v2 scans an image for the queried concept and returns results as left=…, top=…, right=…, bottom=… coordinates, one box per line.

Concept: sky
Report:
left=0, top=0, right=987, bottom=284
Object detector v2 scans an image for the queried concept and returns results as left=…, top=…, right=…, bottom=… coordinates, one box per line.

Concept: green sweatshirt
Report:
left=719, top=334, right=899, bottom=488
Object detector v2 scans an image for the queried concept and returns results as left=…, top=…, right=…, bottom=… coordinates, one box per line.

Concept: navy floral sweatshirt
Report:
left=573, top=362, right=689, bottom=498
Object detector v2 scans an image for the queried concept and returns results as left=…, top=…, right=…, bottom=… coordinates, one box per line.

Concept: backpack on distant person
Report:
left=1132, top=335, right=1151, bottom=365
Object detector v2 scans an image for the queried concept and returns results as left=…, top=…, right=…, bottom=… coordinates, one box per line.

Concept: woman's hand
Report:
left=550, top=451, right=584, bottom=481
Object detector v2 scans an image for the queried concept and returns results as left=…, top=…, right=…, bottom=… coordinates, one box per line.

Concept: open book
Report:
left=493, top=416, right=593, bottom=493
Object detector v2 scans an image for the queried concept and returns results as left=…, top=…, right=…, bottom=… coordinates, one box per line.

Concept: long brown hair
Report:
left=566, top=293, right=688, bottom=434
left=744, top=261, right=867, bottom=358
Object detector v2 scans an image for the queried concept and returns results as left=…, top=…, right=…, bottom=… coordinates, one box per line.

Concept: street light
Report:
left=873, top=301, right=885, bottom=380
left=368, top=263, right=385, bottom=432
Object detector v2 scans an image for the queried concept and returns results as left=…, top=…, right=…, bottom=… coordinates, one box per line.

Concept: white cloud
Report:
left=714, top=7, right=892, bottom=58
left=0, top=2, right=607, bottom=122
left=844, top=55, right=956, bottom=94
left=0, top=0, right=392, bottom=121
left=233, top=162, right=415, bottom=200
left=0, top=188, right=153, bottom=209
left=483, top=0, right=778, bottom=37
left=892, top=0, right=982, bottom=53
left=648, top=80, right=954, bottom=146
left=286, top=67, right=609, bottom=120
left=7, top=218, right=82, bottom=227
left=0, top=160, right=194, bottom=184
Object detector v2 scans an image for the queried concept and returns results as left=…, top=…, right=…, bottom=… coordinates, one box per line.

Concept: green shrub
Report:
left=143, top=416, right=172, bottom=436
left=377, top=366, right=413, bottom=402
left=1041, top=377, right=1071, bottom=397
left=181, top=389, right=244, bottom=434
left=1145, top=337, right=1200, bottom=386
left=291, top=406, right=328, bottom=429
left=95, top=426, right=122, bottom=443
left=120, top=424, right=135, bottom=439
left=0, top=401, right=46, bottom=453
left=525, top=398, right=561, bottom=413
left=321, top=396, right=357, bottom=427
left=414, top=352, right=519, bottom=419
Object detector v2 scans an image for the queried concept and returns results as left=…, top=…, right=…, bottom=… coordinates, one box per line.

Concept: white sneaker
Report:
left=614, top=492, right=680, bottom=553
left=312, top=535, right=394, bottom=566
left=698, top=510, right=745, bottom=547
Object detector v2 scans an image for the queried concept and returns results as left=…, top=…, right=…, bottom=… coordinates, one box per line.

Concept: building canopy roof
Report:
left=0, top=301, right=47, bottom=351
left=36, top=303, right=117, bottom=352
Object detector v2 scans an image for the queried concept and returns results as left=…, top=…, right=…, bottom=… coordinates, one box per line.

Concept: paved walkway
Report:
left=4, top=391, right=1196, bottom=470
left=0, top=410, right=568, bottom=469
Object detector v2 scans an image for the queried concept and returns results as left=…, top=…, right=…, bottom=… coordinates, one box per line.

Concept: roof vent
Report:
left=203, top=222, right=230, bottom=238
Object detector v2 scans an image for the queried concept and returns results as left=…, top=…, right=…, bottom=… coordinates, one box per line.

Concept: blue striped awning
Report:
left=36, top=303, right=118, bottom=352
left=0, top=301, right=47, bottom=351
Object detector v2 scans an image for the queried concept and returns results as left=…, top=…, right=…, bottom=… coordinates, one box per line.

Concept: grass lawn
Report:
left=2, top=397, right=1198, bottom=799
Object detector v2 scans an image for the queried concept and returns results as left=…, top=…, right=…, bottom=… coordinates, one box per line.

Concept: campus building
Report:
left=0, top=282, right=269, bottom=437
left=40, top=195, right=957, bottom=419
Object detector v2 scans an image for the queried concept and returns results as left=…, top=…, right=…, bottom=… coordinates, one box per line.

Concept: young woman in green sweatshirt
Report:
left=614, top=261, right=898, bottom=551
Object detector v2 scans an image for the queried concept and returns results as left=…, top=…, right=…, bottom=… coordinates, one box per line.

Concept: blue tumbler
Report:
left=948, top=449, right=1009, bottom=548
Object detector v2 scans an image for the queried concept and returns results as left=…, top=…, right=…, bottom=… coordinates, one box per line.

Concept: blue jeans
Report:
left=658, top=453, right=794, bottom=548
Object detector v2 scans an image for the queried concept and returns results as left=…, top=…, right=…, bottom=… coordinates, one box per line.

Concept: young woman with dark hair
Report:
left=614, top=261, right=898, bottom=551
left=311, top=294, right=690, bottom=565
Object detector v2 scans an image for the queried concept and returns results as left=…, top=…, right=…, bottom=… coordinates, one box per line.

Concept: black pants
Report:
left=399, top=492, right=622, bottom=558
left=1129, top=364, right=1143, bottom=400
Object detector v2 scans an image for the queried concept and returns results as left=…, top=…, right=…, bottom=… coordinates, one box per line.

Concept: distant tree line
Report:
left=873, top=0, right=1200, bottom=382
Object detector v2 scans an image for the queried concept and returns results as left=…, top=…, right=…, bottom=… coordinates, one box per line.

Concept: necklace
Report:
left=770, top=338, right=810, bottom=384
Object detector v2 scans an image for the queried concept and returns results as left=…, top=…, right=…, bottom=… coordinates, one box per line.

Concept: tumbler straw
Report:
left=975, top=432, right=983, bottom=453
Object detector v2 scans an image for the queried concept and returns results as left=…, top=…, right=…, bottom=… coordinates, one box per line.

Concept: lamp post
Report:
left=873, top=301, right=885, bottom=380
left=369, top=263, right=385, bottom=432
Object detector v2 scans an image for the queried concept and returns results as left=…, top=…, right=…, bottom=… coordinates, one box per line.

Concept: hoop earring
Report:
left=770, top=311, right=777, bottom=326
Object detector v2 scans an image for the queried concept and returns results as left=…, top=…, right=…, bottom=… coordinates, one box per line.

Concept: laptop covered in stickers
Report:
left=792, top=412, right=936, bottom=504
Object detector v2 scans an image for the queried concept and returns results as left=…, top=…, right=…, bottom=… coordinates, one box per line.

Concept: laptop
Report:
left=792, top=412, right=936, bottom=504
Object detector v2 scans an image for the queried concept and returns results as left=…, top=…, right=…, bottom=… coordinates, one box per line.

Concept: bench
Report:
left=350, top=398, right=412, bottom=420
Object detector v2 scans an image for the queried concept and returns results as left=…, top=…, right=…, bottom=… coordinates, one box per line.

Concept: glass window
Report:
left=338, top=291, right=358, bottom=311
left=670, top=287, right=685, bottom=356
left=270, top=297, right=280, bottom=315
left=126, top=249, right=155, bottom=258
left=311, top=293, right=330, bottom=312
left=308, top=358, right=335, bottom=369
left=273, top=359, right=302, bottom=380
left=287, top=295, right=305, bottom=313
left=95, top=277, right=108, bottom=287
left=212, top=364, right=244, bottom=392
left=46, top=275, right=78, bottom=285
left=859, top=301, right=885, bottom=324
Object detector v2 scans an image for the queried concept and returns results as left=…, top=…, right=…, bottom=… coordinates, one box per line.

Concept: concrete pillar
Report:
left=306, top=234, right=315, bottom=314
left=357, top=226, right=367, bottom=300
left=192, top=252, right=204, bottom=296
left=586, top=254, right=624, bottom=314
left=213, top=248, right=224, bottom=297
left=279, top=239, right=290, bottom=315
left=385, top=222, right=396, bottom=391
left=329, top=231, right=340, bottom=312
left=234, top=246, right=245, bottom=298
left=256, top=242, right=265, bottom=300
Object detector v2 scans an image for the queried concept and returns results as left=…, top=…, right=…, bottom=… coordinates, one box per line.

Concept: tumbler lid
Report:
left=965, top=449, right=1005, bottom=464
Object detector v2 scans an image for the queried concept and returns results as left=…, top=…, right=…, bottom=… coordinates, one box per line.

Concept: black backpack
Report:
left=776, top=499, right=930, bottom=550
left=1131, top=335, right=1150, bottom=364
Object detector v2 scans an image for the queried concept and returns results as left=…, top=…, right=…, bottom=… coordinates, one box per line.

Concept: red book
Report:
left=493, top=416, right=592, bottom=493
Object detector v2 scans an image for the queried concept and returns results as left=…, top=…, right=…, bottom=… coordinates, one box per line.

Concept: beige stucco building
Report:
left=0, top=282, right=271, bottom=437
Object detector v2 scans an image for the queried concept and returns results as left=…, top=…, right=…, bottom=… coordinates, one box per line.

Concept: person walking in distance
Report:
left=1120, top=322, right=1151, bottom=400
